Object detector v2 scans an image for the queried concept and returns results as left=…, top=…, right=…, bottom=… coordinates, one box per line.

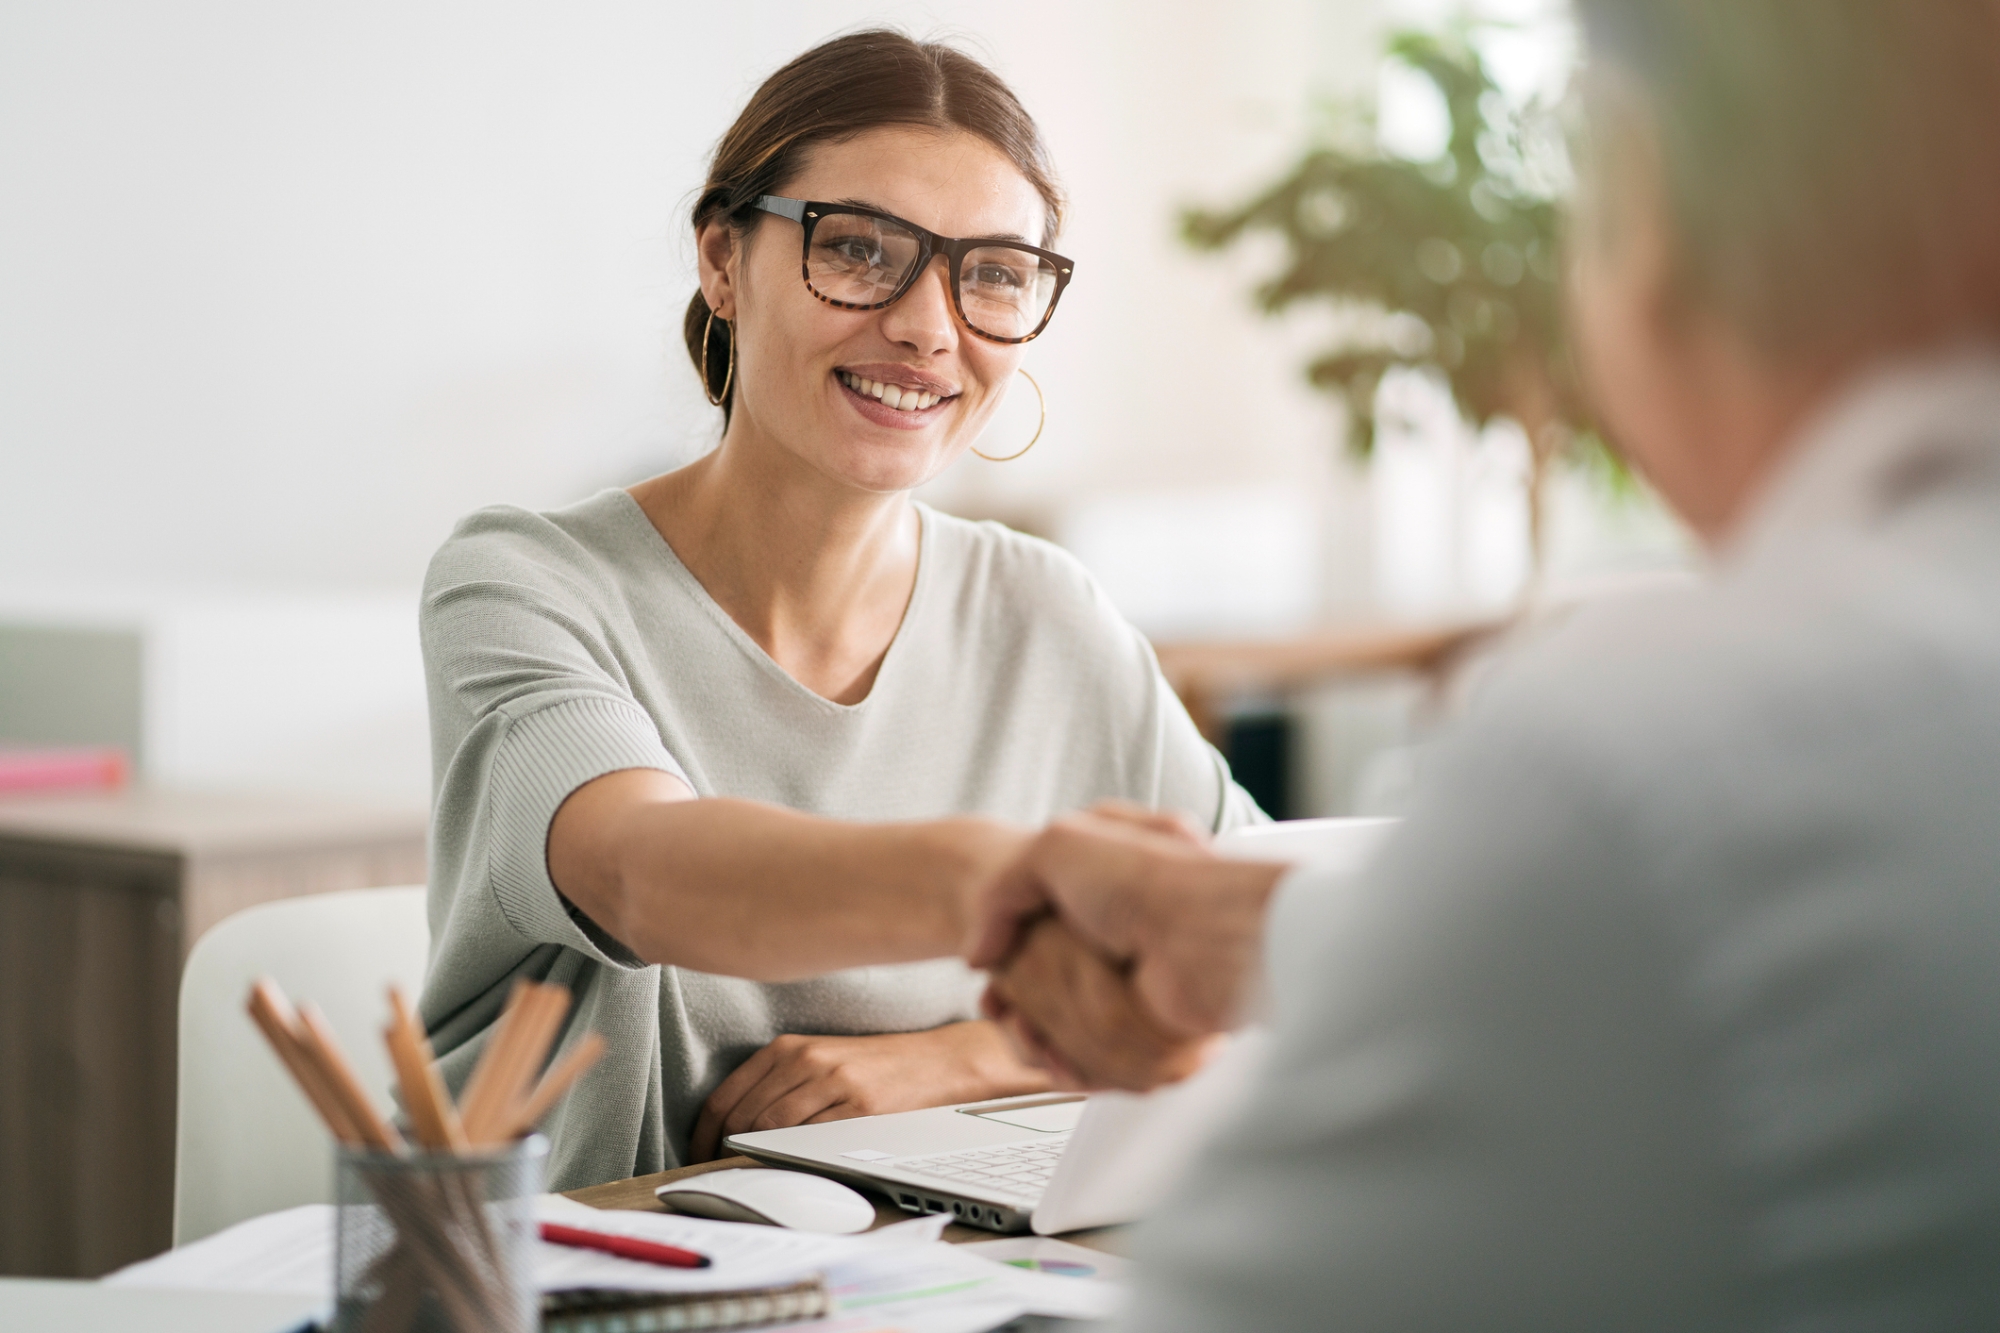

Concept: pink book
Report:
left=0, top=747, right=130, bottom=794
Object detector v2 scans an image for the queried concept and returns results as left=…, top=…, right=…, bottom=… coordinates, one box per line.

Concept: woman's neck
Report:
left=630, top=431, right=922, bottom=705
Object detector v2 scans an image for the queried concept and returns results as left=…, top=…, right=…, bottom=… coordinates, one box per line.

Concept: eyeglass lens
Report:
left=807, top=212, right=1059, bottom=341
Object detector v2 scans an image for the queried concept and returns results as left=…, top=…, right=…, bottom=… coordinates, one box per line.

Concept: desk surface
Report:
left=563, top=1155, right=1128, bottom=1256
left=0, top=786, right=427, bottom=857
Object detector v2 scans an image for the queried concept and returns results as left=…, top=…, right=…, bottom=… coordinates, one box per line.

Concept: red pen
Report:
left=540, top=1221, right=712, bottom=1269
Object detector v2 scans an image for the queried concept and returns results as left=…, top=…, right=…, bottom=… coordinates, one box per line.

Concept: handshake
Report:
left=963, top=803, right=1290, bottom=1092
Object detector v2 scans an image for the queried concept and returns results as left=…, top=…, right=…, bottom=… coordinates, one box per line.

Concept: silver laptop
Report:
left=726, top=817, right=1396, bottom=1234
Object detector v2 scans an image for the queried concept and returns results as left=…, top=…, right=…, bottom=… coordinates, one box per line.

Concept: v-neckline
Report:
left=611, top=489, right=932, bottom=714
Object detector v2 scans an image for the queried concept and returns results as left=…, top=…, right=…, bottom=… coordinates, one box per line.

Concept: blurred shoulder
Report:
left=1444, top=547, right=2000, bottom=813
left=1448, top=577, right=1776, bottom=783
left=1474, top=580, right=1716, bottom=729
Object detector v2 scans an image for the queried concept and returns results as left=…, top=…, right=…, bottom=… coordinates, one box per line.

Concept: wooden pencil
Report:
left=465, top=983, right=568, bottom=1144
left=295, top=1004, right=404, bottom=1152
left=454, top=979, right=536, bottom=1142
left=247, top=978, right=363, bottom=1146
left=385, top=987, right=468, bottom=1152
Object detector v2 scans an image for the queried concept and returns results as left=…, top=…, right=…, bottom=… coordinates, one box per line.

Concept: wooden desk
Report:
left=0, top=788, right=427, bottom=1278
left=565, top=1157, right=1129, bottom=1256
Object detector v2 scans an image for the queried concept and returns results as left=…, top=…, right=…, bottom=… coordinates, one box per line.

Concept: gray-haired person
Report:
left=972, top=3, right=2000, bottom=1327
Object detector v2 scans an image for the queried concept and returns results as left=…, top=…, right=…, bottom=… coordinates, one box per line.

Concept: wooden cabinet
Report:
left=0, top=789, right=426, bottom=1277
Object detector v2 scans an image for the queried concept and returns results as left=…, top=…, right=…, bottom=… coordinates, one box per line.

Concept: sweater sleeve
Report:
left=421, top=522, right=691, bottom=989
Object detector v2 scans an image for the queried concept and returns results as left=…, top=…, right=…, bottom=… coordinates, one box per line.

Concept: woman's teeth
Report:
left=839, top=371, right=942, bottom=412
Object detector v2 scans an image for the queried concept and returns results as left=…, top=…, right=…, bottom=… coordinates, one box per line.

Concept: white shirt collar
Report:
left=1728, top=340, right=2000, bottom=568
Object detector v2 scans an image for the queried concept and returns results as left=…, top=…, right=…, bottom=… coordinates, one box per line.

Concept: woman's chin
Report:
left=819, top=436, right=957, bottom=495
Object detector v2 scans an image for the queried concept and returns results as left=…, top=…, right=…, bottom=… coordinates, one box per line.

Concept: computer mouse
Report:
left=654, top=1168, right=876, bottom=1234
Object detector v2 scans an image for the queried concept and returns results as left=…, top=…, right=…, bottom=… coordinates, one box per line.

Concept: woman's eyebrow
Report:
left=829, top=197, right=1031, bottom=243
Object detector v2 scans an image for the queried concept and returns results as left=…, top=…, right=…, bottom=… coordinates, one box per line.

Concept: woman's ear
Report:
left=696, top=218, right=738, bottom=320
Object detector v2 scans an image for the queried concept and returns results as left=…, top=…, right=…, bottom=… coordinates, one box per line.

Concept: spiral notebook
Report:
left=540, top=1277, right=830, bottom=1333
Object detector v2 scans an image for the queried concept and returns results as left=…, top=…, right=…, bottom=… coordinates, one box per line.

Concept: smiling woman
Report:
left=414, top=29, right=1264, bottom=1193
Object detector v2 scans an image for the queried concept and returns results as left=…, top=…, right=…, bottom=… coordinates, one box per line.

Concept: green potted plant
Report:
left=1182, top=23, right=1604, bottom=565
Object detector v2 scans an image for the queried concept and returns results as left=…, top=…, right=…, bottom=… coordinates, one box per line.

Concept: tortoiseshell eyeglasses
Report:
left=751, top=195, right=1074, bottom=344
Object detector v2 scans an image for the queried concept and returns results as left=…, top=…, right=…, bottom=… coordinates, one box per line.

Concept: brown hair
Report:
left=683, top=30, right=1065, bottom=415
left=1574, top=0, right=2000, bottom=361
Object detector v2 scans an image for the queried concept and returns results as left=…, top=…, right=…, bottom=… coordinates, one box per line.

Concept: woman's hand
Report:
left=983, top=915, right=1217, bottom=1092
left=967, top=800, right=1275, bottom=1041
left=687, top=1020, right=1051, bottom=1162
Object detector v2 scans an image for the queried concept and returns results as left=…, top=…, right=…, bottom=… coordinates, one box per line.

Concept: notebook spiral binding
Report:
left=540, top=1276, right=832, bottom=1332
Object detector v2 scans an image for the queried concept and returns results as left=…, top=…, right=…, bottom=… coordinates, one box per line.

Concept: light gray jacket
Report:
left=1134, top=347, right=2000, bottom=1330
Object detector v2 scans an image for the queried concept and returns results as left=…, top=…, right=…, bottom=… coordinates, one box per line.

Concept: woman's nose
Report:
left=880, top=257, right=956, bottom=356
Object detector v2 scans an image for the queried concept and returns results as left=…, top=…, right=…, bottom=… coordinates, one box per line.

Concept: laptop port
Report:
left=896, top=1193, right=920, bottom=1210
left=923, top=1197, right=945, bottom=1212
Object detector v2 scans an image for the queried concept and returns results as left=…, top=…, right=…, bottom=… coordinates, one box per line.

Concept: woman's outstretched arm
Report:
left=548, top=767, right=1023, bottom=981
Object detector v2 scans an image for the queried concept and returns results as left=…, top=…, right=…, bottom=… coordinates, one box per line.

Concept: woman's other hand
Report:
left=687, top=1019, right=1051, bottom=1162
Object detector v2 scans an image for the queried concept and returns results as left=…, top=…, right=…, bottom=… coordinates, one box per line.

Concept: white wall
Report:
left=0, top=0, right=1380, bottom=598
left=0, top=587, right=431, bottom=805
left=7, top=2, right=1664, bottom=811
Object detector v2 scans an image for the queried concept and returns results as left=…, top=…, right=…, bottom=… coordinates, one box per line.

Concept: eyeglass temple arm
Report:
left=753, top=195, right=808, bottom=222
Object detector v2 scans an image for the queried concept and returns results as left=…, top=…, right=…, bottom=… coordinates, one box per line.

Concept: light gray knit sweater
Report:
left=416, top=489, right=1262, bottom=1190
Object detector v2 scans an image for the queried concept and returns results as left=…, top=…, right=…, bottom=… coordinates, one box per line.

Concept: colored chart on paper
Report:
left=1003, top=1257, right=1096, bottom=1279
left=958, top=1234, right=1131, bottom=1286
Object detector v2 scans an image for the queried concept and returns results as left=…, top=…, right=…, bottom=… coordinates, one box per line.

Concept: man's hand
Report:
left=966, top=805, right=1287, bottom=1039
left=687, top=1020, right=1049, bottom=1162
left=983, top=916, right=1215, bottom=1091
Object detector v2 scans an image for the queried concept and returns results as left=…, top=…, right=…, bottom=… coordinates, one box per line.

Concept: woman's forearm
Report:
left=548, top=768, right=1022, bottom=980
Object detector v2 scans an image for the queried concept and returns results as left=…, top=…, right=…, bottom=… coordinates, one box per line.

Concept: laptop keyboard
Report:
left=892, top=1136, right=1072, bottom=1201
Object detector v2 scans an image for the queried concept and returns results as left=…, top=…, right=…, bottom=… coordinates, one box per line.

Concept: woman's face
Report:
left=699, top=126, right=1050, bottom=495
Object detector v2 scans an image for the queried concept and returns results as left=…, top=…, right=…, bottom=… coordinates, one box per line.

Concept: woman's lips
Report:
left=835, top=370, right=953, bottom=428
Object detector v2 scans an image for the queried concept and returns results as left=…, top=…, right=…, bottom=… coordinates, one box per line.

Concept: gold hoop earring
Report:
left=973, top=368, right=1045, bottom=462
left=701, top=306, right=735, bottom=408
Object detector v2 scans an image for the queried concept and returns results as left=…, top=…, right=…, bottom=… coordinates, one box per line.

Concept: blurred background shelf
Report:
left=0, top=788, right=426, bottom=1278
left=1156, top=617, right=1506, bottom=741
left=1155, top=616, right=1507, bottom=819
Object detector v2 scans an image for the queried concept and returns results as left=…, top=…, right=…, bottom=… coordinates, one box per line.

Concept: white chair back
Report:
left=173, top=886, right=429, bottom=1245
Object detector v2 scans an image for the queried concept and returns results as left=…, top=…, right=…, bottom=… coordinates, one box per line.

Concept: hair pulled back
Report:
left=684, top=30, right=1064, bottom=415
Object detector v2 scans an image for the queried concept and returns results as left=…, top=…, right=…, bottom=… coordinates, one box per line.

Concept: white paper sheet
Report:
left=112, top=1197, right=860, bottom=1299
left=957, top=1235, right=1133, bottom=1285
left=105, top=1194, right=1120, bottom=1327
left=0, top=1279, right=327, bottom=1333
left=758, top=1236, right=1123, bottom=1333
left=105, top=1205, right=335, bottom=1298
left=534, top=1193, right=878, bottom=1292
